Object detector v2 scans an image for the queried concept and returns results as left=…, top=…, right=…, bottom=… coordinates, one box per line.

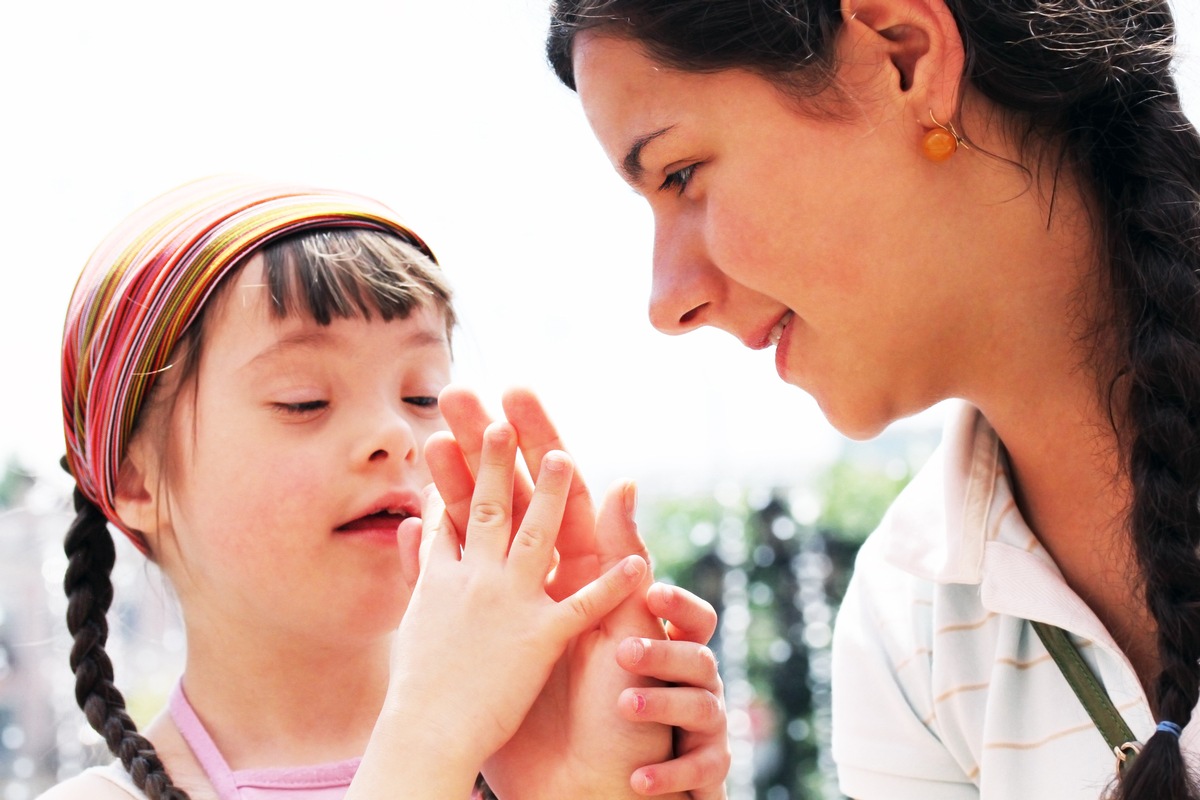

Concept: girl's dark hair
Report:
left=548, top=1, right=1200, bottom=798
left=63, top=228, right=454, bottom=799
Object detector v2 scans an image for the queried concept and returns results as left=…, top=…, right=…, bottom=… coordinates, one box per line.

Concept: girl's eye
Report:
left=403, top=396, right=439, bottom=409
left=273, top=400, right=328, bottom=415
left=659, top=164, right=697, bottom=196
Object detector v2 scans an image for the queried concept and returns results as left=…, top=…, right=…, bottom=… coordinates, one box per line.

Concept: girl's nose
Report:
left=359, top=408, right=419, bottom=467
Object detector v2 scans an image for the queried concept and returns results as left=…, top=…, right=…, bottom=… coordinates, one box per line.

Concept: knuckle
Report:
left=697, top=690, right=723, bottom=723
left=510, top=528, right=542, bottom=551
left=469, top=500, right=508, bottom=527
left=697, top=644, right=720, bottom=676
left=570, top=593, right=598, bottom=623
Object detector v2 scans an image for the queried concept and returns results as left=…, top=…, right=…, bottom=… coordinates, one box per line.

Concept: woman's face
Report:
left=572, top=32, right=991, bottom=439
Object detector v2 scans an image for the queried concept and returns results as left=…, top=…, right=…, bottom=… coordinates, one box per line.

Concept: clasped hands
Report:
left=393, top=386, right=730, bottom=799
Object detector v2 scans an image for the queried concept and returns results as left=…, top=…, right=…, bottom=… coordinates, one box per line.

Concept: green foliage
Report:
left=637, top=492, right=724, bottom=581
left=816, top=459, right=912, bottom=544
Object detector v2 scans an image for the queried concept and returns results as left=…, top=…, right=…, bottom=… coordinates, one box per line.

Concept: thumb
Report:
left=596, top=480, right=651, bottom=572
left=557, top=555, right=647, bottom=639
left=596, top=481, right=664, bottom=640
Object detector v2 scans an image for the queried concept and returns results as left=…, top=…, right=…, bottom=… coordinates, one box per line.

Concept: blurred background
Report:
left=2, top=2, right=1198, bottom=799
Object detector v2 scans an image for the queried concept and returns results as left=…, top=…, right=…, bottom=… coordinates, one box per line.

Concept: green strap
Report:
left=1031, top=621, right=1141, bottom=772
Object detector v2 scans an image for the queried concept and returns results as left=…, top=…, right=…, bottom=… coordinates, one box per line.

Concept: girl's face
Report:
left=144, top=255, right=451, bottom=648
left=572, top=33, right=1000, bottom=439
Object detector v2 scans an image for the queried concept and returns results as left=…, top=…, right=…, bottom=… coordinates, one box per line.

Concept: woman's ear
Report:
left=113, top=436, right=168, bottom=543
left=838, top=0, right=965, bottom=120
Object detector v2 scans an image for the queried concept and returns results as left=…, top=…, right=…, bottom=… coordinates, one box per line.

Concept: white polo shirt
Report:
left=830, top=403, right=1198, bottom=799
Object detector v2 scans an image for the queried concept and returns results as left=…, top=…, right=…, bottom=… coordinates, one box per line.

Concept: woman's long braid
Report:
left=1092, top=68, right=1200, bottom=799
left=63, top=485, right=190, bottom=800
left=1014, top=4, right=1200, bottom=795
left=949, top=3, right=1200, bottom=795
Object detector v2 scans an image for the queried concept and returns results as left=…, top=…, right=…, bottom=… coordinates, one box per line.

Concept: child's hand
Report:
left=427, top=385, right=617, bottom=603
left=358, top=422, right=646, bottom=799
left=477, top=480, right=678, bottom=799
left=428, top=386, right=732, bottom=797
left=618, top=584, right=731, bottom=799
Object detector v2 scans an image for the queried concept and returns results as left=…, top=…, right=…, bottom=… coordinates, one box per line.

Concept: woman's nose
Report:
left=647, top=219, right=721, bottom=335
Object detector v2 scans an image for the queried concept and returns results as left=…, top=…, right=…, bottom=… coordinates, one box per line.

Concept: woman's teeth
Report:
left=768, top=311, right=794, bottom=346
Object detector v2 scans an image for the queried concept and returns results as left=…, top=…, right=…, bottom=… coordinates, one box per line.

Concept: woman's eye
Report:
left=659, top=164, right=697, bottom=196
left=273, top=400, right=328, bottom=415
left=403, top=396, right=439, bottom=409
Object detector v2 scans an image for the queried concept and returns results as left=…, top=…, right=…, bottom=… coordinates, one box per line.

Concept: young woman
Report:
left=543, top=0, right=1200, bottom=797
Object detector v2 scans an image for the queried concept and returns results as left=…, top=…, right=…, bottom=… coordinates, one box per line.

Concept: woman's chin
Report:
left=813, top=394, right=897, bottom=442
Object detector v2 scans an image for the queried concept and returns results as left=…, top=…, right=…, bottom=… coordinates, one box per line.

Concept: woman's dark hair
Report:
left=63, top=228, right=454, bottom=799
left=548, top=1, right=1200, bottom=798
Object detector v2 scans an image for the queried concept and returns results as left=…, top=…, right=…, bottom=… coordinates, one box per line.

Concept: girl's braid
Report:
left=63, top=484, right=191, bottom=800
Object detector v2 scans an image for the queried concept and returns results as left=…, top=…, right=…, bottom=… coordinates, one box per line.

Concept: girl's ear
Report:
left=837, top=0, right=965, bottom=121
left=113, top=437, right=168, bottom=542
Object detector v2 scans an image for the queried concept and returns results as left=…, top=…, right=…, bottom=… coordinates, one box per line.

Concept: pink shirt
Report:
left=83, top=684, right=487, bottom=799
left=171, top=683, right=360, bottom=800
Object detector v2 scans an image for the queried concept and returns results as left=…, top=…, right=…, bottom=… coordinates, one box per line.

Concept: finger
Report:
left=419, top=485, right=459, bottom=568
left=616, top=639, right=722, bottom=693
left=584, top=482, right=666, bottom=640
left=441, top=385, right=534, bottom=524
left=647, top=583, right=718, bottom=645
left=596, top=480, right=651, bottom=571
left=397, top=515, right=423, bottom=590
left=618, top=684, right=725, bottom=735
left=555, top=555, right=646, bottom=638
left=502, top=387, right=594, bottom=557
left=425, top=431, right=475, bottom=541
left=509, top=451, right=574, bottom=582
left=461, top=422, right=516, bottom=562
left=629, top=745, right=732, bottom=799
left=436, top=384, right=493, bottom=474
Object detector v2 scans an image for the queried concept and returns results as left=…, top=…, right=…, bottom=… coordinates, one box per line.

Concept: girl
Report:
left=544, top=0, right=1200, bottom=798
left=47, top=176, right=729, bottom=800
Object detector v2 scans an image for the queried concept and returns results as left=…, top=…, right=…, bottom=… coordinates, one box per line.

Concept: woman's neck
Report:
left=979, top=361, right=1158, bottom=691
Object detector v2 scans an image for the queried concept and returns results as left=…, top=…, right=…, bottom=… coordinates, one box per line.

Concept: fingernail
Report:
left=637, top=770, right=654, bottom=792
left=623, top=557, right=642, bottom=578
left=624, top=480, right=638, bottom=518
left=626, top=637, right=646, bottom=665
left=543, top=451, right=567, bottom=472
left=634, top=692, right=646, bottom=714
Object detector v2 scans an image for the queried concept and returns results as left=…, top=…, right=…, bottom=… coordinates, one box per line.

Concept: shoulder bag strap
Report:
left=1030, top=620, right=1142, bottom=773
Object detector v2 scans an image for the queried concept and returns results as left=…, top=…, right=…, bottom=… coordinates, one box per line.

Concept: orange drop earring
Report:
left=922, top=110, right=966, bottom=163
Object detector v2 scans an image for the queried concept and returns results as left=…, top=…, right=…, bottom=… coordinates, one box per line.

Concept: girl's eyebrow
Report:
left=244, top=330, right=331, bottom=370
left=622, top=126, right=675, bottom=185
left=243, top=326, right=449, bottom=371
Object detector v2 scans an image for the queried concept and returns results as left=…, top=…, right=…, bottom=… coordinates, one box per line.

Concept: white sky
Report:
left=3, top=1, right=1199, bottom=499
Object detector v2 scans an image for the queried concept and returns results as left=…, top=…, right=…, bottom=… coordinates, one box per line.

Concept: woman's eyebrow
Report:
left=622, top=126, right=675, bottom=184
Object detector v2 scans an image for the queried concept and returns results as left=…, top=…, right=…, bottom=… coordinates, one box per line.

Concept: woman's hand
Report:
left=351, top=422, right=646, bottom=800
left=619, top=583, right=731, bottom=798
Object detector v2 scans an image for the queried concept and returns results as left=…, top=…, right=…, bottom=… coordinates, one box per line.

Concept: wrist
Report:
left=350, top=697, right=485, bottom=797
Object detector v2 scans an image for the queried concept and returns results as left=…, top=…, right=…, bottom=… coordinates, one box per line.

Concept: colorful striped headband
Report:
left=61, top=176, right=436, bottom=553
